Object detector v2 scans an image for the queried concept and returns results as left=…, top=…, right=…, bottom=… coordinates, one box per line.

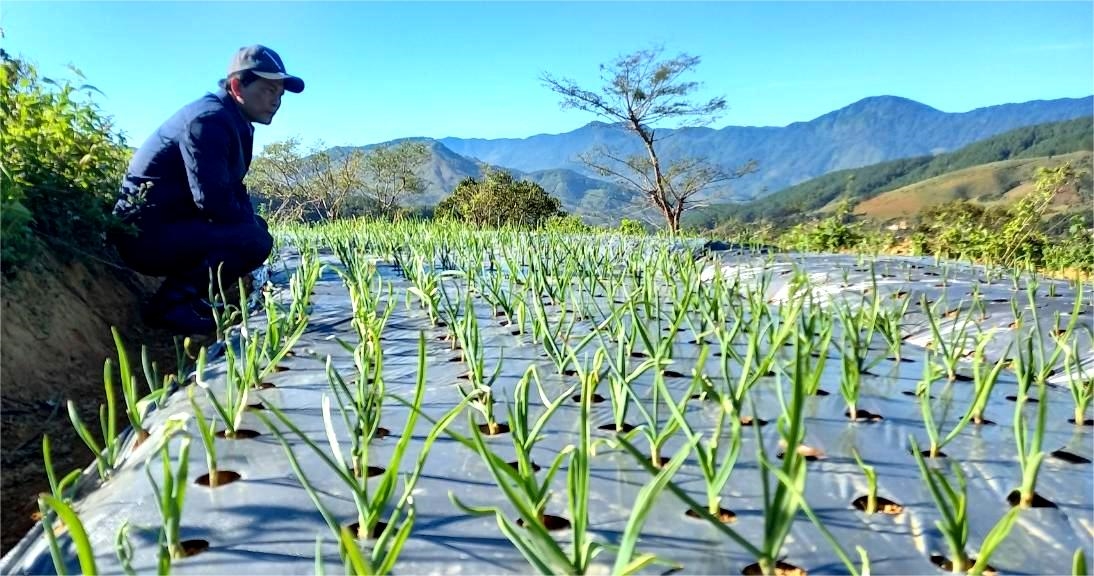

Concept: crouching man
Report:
left=110, top=45, right=304, bottom=334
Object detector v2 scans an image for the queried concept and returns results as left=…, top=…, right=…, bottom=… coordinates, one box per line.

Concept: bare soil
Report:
left=1, top=249, right=191, bottom=556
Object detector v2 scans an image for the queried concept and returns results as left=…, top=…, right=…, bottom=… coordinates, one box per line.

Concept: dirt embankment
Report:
left=1, top=249, right=184, bottom=555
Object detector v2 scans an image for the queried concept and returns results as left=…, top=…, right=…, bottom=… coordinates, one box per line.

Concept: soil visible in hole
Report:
left=258, top=382, right=277, bottom=390
left=951, top=373, right=974, bottom=382
left=507, top=460, right=542, bottom=473
left=511, top=330, right=521, bottom=336
left=246, top=402, right=266, bottom=411
left=478, top=422, right=511, bottom=435
left=902, top=390, right=935, bottom=399
left=1068, top=417, right=1094, bottom=426
left=216, top=429, right=261, bottom=439
left=495, top=310, right=506, bottom=317
left=685, top=507, right=736, bottom=523
left=971, top=417, right=996, bottom=426
left=662, top=370, right=688, bottom=378
left=573, top=393, right=606, bottom=403
left=1050, top=449, right=1091, bottom=464
left=517, top=515, right=571, bottom=531
left=742, top=560, right=806, bottom=576
left=562, top=369, right=579, bottom=377
left=846, top=409, right=884, bottom=422
left=499, top=320, right=510, bottom=326
left=851, top=495, right=903, bottom=515
left=195, top=470, right=242, bottom=487
left=1006, top=490, right=1057, bottom=508
left=930, top=555, right=995, bottom=574
left=1006, top=394, right=1040, bottom=403
left=598, top=422, right=637, bottom=433
left=179, top=539, right=210, bottom=557
left=812, top=388, right=830, bottom=396
left=448, top=356, right=462, bottom=362
left=740, top=416, right=768, bottom=426
left=374, top=427, right=391, bottom=439
left=630, top=351, right=649, bottom=358
left=457, top=372, right=471, bottom=380
left=687, top=339, right=711, bottom=345
left=271, top=365, right=290, bottom=372
left=777, top=445, right=824, bottom=461
left=347, top=521, right=389, bottom=540
left=915, top=449, right=947, bottom=458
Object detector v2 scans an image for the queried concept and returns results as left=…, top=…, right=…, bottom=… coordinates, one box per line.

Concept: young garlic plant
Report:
left=910, top=437, right=1019, bottom=573
left=261, top=333, right=462, bottom=564
left=665, top=345, right=742, bottom=519
left=455, top=347, right=689, bottom=575
left=1064, top=337, right=1093, bottom=425
left=454, top=290, right=506, bottom=435
left=1012, top=378, right=1050, bottom=508
left=921, top=294, right=975, bottom=381
left=145, top=414, right=195, bottom=572
left=964, top=332, right=1011, bottom=425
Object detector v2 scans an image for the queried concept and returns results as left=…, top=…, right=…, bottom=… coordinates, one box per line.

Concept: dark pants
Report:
left=113, top=215, right=273, bottom=306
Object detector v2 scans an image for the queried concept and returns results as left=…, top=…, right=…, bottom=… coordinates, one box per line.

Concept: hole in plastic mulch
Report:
left=846, top=409, right=884, bottom=422
left=477, top=422, right=510, bottom=436
left=1050, top=449, right=1091, bottom=464
left=516, top=514, right=571, bottom=531
left=507, top=460, right=542, bottom=473
left=573, top=393, right=607, bottom=404
left=930, top=555, right=995, bottom=575
left=1006, top=490, right=1058, bottom=508
left=851, top=495, right=903, bottom=515
left=215, top=429, right=261, bottom=439
left=741, top=560, right=806, bottom=576
left=195, top=470, right=242, bottom=487
left=685, top=507, right=736, bottom=523
left=347, top=521, right=388, bottom=540
left=179, top=539, right=209, bottom=557
left=597, top=422, right=637, bottom=433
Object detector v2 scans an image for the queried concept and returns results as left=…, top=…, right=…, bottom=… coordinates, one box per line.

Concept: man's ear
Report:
left=227, top=76, right=244, bottom=100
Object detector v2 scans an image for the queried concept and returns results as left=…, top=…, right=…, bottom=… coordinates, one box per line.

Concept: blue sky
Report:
left=3, top=1, right=1092, bottom=152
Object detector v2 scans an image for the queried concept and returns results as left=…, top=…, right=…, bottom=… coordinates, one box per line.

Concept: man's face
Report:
left=231, top=77, right=284, bottom=125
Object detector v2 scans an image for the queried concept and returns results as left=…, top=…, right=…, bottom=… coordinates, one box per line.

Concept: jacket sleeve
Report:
left=180, top=113, right=247, bottom=224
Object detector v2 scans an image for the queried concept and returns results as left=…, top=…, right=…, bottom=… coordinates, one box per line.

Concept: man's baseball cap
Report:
left=227, top=45, right=304, bottom=93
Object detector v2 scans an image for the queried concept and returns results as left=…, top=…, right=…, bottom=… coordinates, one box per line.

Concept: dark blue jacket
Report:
left=115, top=89, right=255, bottom=225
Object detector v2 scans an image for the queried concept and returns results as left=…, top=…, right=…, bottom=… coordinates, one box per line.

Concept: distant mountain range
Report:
left=336, top=94, right=1093, bottom=223
left=684, top=115, right=1093, bottom=230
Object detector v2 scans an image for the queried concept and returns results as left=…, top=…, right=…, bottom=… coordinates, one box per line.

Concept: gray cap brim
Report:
left=253, top=70, right=305, bottom=93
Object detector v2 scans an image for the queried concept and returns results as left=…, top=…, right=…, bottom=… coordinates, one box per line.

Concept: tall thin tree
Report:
left=542, top=46, right=756, bottom=233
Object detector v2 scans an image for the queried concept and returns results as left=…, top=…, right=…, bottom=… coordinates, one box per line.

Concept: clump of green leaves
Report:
left=1, top=50, right=129, bottom=276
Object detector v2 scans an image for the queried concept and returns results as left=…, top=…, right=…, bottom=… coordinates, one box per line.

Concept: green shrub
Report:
left=1, top=50, right=129, bottom=276
left=435, top=168, right=563, bottom=228
left=617, top=218, right=646, bottom=236
left=544, top=214, right=590, bottom=234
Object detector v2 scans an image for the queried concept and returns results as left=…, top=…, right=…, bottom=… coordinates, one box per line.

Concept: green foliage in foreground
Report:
left=0, top=50, right=129, bottom=277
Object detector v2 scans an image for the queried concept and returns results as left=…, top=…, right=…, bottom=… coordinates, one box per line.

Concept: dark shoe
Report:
left=148, top=299, right=217, bottom=335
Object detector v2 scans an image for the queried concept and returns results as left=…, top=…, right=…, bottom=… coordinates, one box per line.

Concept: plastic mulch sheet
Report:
left=2, top=247, right=1091, bottom=575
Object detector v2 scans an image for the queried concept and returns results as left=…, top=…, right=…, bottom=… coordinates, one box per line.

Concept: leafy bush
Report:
left=777, top=201, right=865, bottom=253
left=544, top=214, right=590, bottom=234
left=435, top=169, right=563, bottom=228
left=1, top=50, right=129, bottom=276
left=909, top=162, right=1092, bottom=273
left=618, top=219, right=646, bottom=236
